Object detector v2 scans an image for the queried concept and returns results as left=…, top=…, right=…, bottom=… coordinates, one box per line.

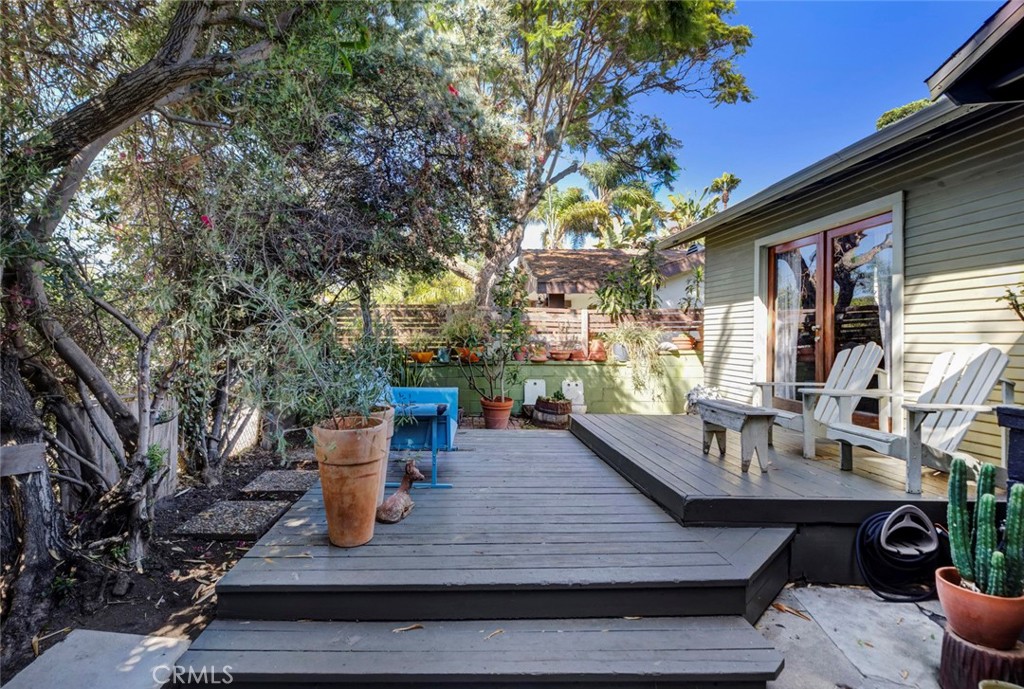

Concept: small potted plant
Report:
left=407, top=332, right=436, bottom=364
left=937, top=458, right=1024, bottom=650
left=529, top=342, right=548, bottom=363
left=447, top=269, right=531, bottom=429
left=549, top=341, right=572, bottom=361
left=535, top=389, right=572, bottom=416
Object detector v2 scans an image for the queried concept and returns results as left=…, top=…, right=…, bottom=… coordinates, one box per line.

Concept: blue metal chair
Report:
left=386, top=387, right=459, bottom=489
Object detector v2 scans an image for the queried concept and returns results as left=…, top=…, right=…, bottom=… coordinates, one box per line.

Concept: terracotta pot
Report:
left=588, top=340, right=607, bottom=362
left=457, top=347, right=480, bottom=363
left=312, top=416, right=386, bottom=548
left=936, top=566, right=1024, bottom=650
left=513, top=349, right=527, bottom=362
left=480, top=396, right=514, bottom=429
left=530, top=356, right=548, bottom=363
left=370, top=406, right=395, bottom=505
left=569, top=349, right=587, bottom=361
left=410, top=351, right=434, bottom=364
left=535, top=398, right=572, bottom=415
left=549, top=350, right=571, bottom=361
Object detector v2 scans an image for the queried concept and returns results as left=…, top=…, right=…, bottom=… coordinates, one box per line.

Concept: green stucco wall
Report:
left=415, top=353, right=704, bottom=415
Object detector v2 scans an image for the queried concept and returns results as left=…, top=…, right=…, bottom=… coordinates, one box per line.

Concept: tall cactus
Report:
left=989, top=551, right=1008, bottom=598
left=975, top=463, right=997, bottom=535
left=1005, top=483, right=1024, bottom=597
left=976, top=493, right=998, bottom=594
left=948, top=458, right=975, bottom=583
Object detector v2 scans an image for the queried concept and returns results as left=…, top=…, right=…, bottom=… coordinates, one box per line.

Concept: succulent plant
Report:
left=947, top=457, right=1024, bottom=597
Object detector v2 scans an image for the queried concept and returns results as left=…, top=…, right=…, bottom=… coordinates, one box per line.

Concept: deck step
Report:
left=215, top=486, right=793, bottom=623
left=172, top=616, right=784, bottom=688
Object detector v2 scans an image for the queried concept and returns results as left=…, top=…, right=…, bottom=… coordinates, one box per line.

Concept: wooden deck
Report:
left=216, top=429, right=792, bottom=623
left=174, top=428, right=790, bottom=687
left=570, top=413, right=952, bottom=583
left=571, top=413, right=949, bottom=525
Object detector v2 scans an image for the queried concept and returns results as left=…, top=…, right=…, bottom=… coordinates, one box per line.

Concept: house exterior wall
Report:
left=702, top=106, right=1024, bottom=465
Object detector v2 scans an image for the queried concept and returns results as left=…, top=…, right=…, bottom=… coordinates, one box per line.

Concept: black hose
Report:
left=855, top=511, right=949, bottom=602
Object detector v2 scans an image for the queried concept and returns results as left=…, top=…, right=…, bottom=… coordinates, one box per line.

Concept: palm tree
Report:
left=533, top=161, right=662, bottom=249
left=666, top=188, right=720, bottom=231
left=709, top=172, right=741, bottom=209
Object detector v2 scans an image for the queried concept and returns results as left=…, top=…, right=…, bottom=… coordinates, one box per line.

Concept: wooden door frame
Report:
left=766, top=233, right=825, bottom=413
left=752, top=192, right=905, bottom=433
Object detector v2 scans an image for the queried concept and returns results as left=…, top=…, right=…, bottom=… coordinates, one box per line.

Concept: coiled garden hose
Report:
left=855, top=509, right=951, bottom=602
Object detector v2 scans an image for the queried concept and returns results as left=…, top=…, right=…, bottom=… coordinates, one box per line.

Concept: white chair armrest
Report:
left=801, top=388, right=897, bottom=398
left=903, top=402, right=994, bottom=414
left=1002, top=378, right=1017, bottom=405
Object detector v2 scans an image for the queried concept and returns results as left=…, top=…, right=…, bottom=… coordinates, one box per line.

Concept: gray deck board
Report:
left=175, top=617, right=783, bottom=688
left=215, top=428, right=792, bottom=622
left=571, top=414, right=948, bottom=526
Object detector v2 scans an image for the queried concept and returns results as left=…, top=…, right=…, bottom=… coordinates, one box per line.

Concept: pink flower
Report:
left=447, top=83, right=460, bottom=97
left=200, top=215, right=212, bottom=227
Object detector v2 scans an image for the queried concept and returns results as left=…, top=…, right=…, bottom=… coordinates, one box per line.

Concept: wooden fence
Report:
left=338, top=306, right=703, bottom=350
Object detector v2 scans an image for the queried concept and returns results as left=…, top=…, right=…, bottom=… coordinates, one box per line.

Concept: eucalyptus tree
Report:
left=430, top=0, right=753, bottom=302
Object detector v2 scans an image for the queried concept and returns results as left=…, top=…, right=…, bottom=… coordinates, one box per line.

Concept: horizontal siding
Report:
left=704, top=104, right=1024, bottom=469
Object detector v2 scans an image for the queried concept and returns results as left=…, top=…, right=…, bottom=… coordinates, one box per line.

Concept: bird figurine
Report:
left=376, top=459, right=425, bottom=524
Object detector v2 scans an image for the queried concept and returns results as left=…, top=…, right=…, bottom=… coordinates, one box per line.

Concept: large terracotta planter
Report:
left=371, top=406, right=395, bottom=505
left=312, top=416, right=386, bottom=548
left=480, top=396, right=514, bottom=429
left=936, top=566, right=1024, bottom=650
left=410, top=351, right=434, bottom=364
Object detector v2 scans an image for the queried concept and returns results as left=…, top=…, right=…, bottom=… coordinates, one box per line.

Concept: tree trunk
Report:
left=0, top=349, right=68, bottom=670
left=474, top=223, right=526, bottom=306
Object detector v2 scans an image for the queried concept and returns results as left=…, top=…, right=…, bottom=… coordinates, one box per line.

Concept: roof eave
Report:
left=658, top=96, right=975, bottom=249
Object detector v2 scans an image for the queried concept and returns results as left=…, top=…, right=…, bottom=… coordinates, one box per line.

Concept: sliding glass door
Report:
left=768, top=213, right=893, bottom=423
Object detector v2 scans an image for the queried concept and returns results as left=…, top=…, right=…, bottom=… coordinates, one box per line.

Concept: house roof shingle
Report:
left=520, top=248, right=701, bottom=295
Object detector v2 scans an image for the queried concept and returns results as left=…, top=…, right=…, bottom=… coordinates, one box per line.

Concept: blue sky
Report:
left=523, top=0, right=1002, bottom=248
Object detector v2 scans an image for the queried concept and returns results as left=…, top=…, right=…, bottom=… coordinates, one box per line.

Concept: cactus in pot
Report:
left=947, top=459, right=1024, bottom=596
left=938, top=457, right=1024, bottom=650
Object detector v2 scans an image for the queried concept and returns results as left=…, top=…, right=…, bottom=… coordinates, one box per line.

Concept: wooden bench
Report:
left=695, top=399, right=778, bottom=473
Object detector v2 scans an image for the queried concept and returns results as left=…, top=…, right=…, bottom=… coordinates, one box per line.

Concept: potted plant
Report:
left=529, top=342, right=548, bottom=363
left=937, top=458, right=1024, bottom=650
left=535, top=389, right=572, bottom=416
left=447, top=269, right=531, bottom=429
left=440, top=306, right=486, bottom=364
left=604, top=322, right=666, bottom=391
left=407, top=332, right=436, bottom=364
left=282, top=336, right=396, bottom=548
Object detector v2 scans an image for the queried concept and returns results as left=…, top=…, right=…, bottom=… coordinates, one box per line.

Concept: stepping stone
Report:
left=175, top=500, right=290, bottom=540
left=240, top=470, right=319, bottom=497
left=3, top=629, right=190, bottom=689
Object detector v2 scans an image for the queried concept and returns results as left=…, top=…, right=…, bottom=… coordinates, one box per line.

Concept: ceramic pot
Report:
left=569, top=349, right=587, bottom=361
left=549, top=350, right=571, bottom=361
left=313, top=416, right=386, bottom=548
left=588, top=340, right=607, bottom=362
left=410, top=351, right=434, bottom=364
left=370, top=406, right=395, bottom=505
left=480, top=396, right=514, bottom=429
left=936, top=566, right=1024, bottom=650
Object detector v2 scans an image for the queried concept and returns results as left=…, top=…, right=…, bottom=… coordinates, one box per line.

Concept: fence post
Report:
left=580, top=309, right=590, bottom=352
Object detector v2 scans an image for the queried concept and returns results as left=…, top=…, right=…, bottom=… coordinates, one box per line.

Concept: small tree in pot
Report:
left=937, top=458, right=1024, bottom=650
left=446, top=269, right=531, bottom=429
left=274, top=332, right=398, bottom=548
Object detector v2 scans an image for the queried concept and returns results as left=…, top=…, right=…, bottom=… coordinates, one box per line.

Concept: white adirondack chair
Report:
left=753, top=341, right=885, bottom=459
left=820, top=344, right=1015, bottom=494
